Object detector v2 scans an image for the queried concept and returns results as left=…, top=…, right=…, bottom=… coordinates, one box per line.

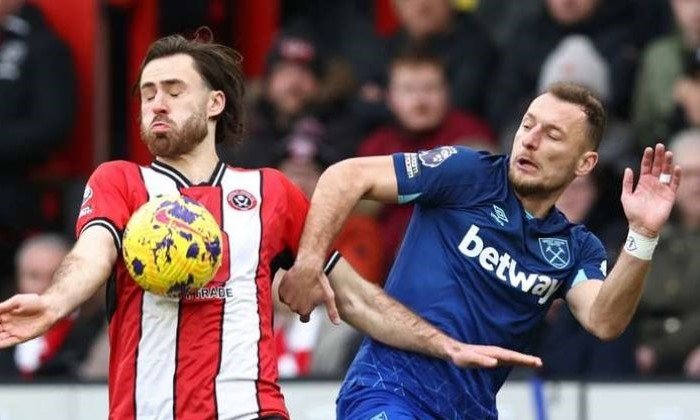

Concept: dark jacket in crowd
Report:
left=220, top=99, right=359, bottom=169
left=0, top=4, right=76, bottom=171
left=487, top=1, right=638, bottom=132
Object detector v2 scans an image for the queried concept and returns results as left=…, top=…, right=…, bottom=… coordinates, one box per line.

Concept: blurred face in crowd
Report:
left=388, top=62, right=449, bottom=133
left=393, top=0, right=453, bottom=39
left=555, top=173, right=598, bottom=223
left=671, top=0, right=700, bottom=47
left=139, top=54, right=223, bottom=158
left=266, top=61, right=319, bottom=119
left=278, top=157, right=322, bottom=198
left=546, top=0, right=600, bottom=25
left=0, top=0, right=24, bottom=19
left=509, top=93, right=598, bottom=199
left=673, top=138, right=700, bottom=227
left=16, top=240, right=68, bottom=295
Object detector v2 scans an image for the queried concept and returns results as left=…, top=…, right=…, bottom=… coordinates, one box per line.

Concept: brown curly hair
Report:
left=136, top=32, right=246, bottom=146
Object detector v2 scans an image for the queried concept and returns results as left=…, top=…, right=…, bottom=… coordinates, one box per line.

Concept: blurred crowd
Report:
left=0, top=0, right=699, bottom=382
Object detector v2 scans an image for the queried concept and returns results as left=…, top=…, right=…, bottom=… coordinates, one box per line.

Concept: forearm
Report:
left=296, top=159, right=377, bottom=268
left=589, top=251, right=650, bottom=339
left=330, top=260, right=454, bottom=362
left=43, top=229, right=116, bottom=320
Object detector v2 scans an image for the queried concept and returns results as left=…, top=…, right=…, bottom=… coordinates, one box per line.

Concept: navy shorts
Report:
left=337, top=388, right=433, bottom=420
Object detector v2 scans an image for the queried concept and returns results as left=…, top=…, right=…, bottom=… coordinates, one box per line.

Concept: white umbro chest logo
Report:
left=490, top=204, right=509, bottom=226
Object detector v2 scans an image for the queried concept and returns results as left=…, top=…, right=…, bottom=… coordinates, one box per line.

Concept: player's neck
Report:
left=516, top=194, right=558, bottom=219
left=156, top=141, right=219, bottom=185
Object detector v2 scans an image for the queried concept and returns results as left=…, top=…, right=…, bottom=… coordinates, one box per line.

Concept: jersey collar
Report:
left=150, top=159, right=226, bottom=188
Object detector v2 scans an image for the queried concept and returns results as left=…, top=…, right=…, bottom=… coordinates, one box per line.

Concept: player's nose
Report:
left=521, top=126, right=542, bottom=150
left=151, top=92, right=170, bottom=114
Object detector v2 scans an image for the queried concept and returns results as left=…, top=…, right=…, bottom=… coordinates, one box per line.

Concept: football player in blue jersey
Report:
left=279, top=82, right=682, bottom=419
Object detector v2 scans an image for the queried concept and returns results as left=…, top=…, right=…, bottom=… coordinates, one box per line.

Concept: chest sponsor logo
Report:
left=490, top=204, right=509, bottom=226
left=538, top=238, right=570, bottom=269
left=227, top=189, right=257, bottom=211
left=458, top=224, right=563, bottom=305
left=418, top=146, right=457, bottom=167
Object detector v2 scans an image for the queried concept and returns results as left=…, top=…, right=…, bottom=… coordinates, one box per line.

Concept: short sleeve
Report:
left=392, top=146, right=499, bottom=206
left=570, top=232, right=608, bottom=288
left=75, top=162, right=135, bottom=249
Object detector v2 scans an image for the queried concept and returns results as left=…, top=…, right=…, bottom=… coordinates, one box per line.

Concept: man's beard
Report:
left=508, top=167, right=573, bottom=199
left=141, top=112, right=208, bottom=158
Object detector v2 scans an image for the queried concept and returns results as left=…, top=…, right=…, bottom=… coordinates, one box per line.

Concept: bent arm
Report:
left=328, top=257, right=454, bottom=361
left=327, top=257, right=542, bottom=368
left=295, top=156, right=398, bottom=270
left=43, top=226, right=118, bottom=320
left=566, top=251, right=650, bottom=341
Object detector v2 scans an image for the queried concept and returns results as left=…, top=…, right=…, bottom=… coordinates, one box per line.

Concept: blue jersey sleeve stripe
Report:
left=571, top=268, right=589, bottom=287
left=398, top=193, right=422, bottom=204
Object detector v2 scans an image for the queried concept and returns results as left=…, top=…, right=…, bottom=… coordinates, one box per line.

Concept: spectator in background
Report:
left=0, top=234, right=72, bottom=378
left=359, top=47, right=495, bottom=261
left=219, top=33, right=359, bottom=169
left=535, top=172, right=635, bottom=378
left=633, top=0, right=700, bottom=147
left=488, top=0, right=638, bottom=137
left=636, top=128, right=700, bottom=378
left=0, top=0, right=76, bottom=295
left=536, top=35, right=635, bottom=173
left=356, top=0, right=497, bottom=129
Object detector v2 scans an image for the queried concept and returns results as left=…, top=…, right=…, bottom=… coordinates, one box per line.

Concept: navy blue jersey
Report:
left=338, top=146, right=607, bottom=419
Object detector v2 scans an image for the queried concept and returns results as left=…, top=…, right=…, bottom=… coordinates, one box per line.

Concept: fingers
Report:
left=319, top=275, right=340, bottom=325
left=650, top=143, right=666, bottom=177
left=0, top=331, right=21, bottom=349
left=660, top=150, right=673, bottom=179
left=0, top=296, right=20, bottom=314
left=670, top=165, right=682, bottom=193
left=621, top=167, right=633, bottom=197
left=640, top=147, right=654, bottom=175
left=477, top=346, right=543, bottom=368
left=467, top=352, right=498, bottom=368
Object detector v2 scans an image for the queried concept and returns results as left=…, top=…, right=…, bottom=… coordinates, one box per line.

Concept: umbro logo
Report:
left=490, top=204, right=509, bottom=226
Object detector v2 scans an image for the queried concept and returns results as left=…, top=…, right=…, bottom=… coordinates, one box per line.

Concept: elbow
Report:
left=589, top=322, right=626, bottom=341
left=334, top=290, right=360, bottom=323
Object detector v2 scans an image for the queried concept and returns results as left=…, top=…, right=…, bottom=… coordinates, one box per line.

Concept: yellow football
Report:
left=122, top=195, right=222, bottom=298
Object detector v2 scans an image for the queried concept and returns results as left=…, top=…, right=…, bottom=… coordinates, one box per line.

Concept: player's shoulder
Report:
left=90, top=160, right=140, bottom=181
left=569, top=223, right=605, bottom=253
left=415, top=145, right=505, bottom=170
left=91, top=160, right=141, bottom=178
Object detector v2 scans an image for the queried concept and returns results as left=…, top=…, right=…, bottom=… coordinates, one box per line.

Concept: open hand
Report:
left=447, top=343, right=543, bottom=369
left=0, top=294, right=57, bottom=348
left=622, top=143, right=681, bottom=238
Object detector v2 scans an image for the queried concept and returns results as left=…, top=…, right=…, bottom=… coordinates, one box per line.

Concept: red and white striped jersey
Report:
left=76, top=159, right=310, bottom=420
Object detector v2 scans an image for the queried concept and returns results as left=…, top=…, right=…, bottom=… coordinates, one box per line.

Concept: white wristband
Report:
left=623, top=229, right=659, bottom=261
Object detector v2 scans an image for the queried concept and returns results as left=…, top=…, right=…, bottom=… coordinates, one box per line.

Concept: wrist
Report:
left=41, top=292, right=65, bottom=322
left=623, top=228, right=659, bottom=261
left=437, top=336, right=460, bottom=363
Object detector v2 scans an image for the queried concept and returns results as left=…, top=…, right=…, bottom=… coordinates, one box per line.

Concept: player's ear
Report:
left=575, top=150, right=598, bottom=177
left=207, top=90, right=225, bottom=119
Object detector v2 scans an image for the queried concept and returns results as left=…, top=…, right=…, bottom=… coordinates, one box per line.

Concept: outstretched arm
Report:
left=0, top=227, right=117, bottom=347
left=567, top=144, right=682, bottom=340
left=321, top=257, right=542, bottom=369
left=280, top=156, right=397, bottom=321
